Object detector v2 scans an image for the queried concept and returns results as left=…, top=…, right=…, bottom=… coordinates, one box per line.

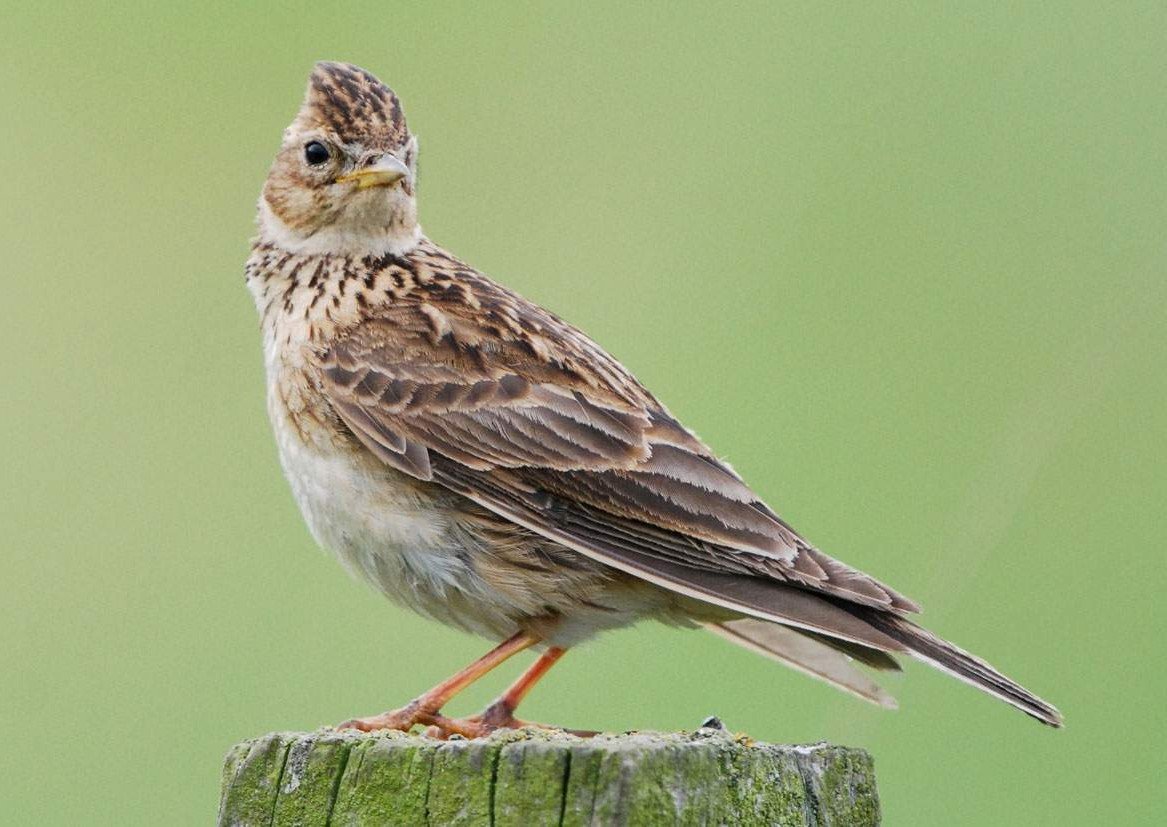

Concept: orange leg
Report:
left=485, top=645, right=566, bottom=723
left=337, top=632, right=537, bottom=732
left=423, top=646, right=595, bottom=739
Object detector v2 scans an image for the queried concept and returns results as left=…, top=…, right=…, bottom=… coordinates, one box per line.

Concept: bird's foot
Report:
left=336, top=699, right=442, bottom=733
left=420, top=699, right=521, bottom=739
left=421, top=699, right=597, bottom=740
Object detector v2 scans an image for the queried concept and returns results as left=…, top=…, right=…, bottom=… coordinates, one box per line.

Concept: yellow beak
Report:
left=336, top=155, right=410, bottom=189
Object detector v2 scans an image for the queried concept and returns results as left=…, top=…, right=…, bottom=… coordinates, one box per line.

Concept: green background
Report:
left=3, top=3, right=1164, bottom=823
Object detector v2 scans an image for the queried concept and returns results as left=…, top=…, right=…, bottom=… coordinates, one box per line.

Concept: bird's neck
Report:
left=244, top=232, right=444, bottom=371
left=256, top=197, right=423, bottom=258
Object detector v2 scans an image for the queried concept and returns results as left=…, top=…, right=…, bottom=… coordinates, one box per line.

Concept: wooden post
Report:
left=218, top=727, right=879, bottom=826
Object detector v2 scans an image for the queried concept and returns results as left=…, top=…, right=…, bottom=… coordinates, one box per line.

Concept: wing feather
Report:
left=316, top=289, right=920, bottom=614
left=307, top=246, right=1061, bottom=725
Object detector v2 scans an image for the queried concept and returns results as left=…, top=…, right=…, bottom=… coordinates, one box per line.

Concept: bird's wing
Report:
left=315, top=284, right=917, bottom=615
left=315, top=277, right=1064, bottom=726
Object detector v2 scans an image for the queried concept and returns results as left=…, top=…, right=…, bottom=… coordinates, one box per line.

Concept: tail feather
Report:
left=801, top=630, right=902, bottom=672
left=708, top=618, right=898, bottom=709
left=856, top=610, right=1064, bottom=727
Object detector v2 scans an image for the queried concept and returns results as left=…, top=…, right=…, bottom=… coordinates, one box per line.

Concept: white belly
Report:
left=269, top=398, right=522, bottom=637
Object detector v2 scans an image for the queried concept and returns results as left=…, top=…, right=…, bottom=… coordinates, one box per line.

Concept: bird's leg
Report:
left=481, top=645, right=566, bottom=729
left=423, top=646, right=595, bottom=739
left=337, top=631, right=538, bottom=732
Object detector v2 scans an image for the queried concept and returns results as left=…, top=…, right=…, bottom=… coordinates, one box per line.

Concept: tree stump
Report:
left=218, top=727, right=879, bottom=826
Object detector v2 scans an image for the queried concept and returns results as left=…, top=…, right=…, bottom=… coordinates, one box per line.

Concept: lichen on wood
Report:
left=218, top=727, right=879, bottom=826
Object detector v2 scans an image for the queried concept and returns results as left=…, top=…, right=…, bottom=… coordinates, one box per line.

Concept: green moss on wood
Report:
left=492, top=738, right=571, bottom=825
left=803, top=746, right=881, bottom=826
left=331, top=731, right=437, bottom=826
left=424, top=737, right=503, bottom=825
left=219, top=728, right=879, bottom=826
left=218, top=732, right=293, bottom=826
left=270, top=731, right=357, bottom=826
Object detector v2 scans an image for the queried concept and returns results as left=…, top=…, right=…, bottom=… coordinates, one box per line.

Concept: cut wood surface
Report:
left=218, top=727, right=879, bottom=826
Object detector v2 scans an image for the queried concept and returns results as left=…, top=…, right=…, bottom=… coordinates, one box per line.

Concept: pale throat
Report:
left=257, top=196, right=423, bottom=258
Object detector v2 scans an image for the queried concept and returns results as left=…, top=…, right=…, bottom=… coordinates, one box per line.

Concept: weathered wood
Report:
left=218, top=727, right=879, bottom=826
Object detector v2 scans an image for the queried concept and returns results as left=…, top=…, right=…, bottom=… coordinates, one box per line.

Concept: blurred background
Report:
left=3, top=3, right=1164, bottom=824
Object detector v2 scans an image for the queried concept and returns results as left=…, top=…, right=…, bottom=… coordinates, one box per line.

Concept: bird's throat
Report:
left=257, top=196, right=422, bottom=258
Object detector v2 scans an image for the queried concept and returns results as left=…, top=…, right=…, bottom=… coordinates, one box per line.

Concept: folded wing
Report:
left=314, top=283, right=1060, bottom=726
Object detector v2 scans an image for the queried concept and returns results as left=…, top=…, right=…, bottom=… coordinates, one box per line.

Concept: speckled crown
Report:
left=295, top=62, right=410, bottom=149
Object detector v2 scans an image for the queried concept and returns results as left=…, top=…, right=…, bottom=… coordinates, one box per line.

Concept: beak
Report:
left=336, top=155, right=411, bottom=190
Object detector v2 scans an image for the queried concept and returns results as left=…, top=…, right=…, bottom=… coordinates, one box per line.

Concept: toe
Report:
left=334, top=702, right=427, bottom=732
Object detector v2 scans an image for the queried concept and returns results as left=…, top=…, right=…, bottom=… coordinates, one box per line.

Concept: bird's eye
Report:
left=304, top=141, right=330, bottom=166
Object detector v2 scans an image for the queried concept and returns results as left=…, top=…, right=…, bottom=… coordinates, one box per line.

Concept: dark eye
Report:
left=304, top=141, right=330, bottom=166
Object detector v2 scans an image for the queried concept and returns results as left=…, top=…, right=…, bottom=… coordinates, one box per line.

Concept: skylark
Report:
left=245, top=62, right=1061, bottom=737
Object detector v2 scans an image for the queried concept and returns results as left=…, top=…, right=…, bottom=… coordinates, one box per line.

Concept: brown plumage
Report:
left=245, top=62, right=1062, bottom=736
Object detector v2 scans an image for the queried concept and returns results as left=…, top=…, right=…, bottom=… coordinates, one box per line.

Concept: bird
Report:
left=245, top=61, right=1062, bottom=738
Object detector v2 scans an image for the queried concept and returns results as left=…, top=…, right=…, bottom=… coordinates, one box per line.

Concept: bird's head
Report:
left=259, top=62, right=420, bottom=256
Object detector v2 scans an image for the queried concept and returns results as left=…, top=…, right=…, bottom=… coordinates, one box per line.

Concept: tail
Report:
left=856, top=609, right=1063, bottom=727
left=713, top=609, right=1062, bottom=726
left=708, top=618, right=900, bottom=709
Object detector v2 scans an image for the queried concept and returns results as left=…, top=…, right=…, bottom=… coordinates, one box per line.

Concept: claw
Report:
left=419, top=701, right=598, bottom=741
left=335, top=700, right=440, bottom=732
